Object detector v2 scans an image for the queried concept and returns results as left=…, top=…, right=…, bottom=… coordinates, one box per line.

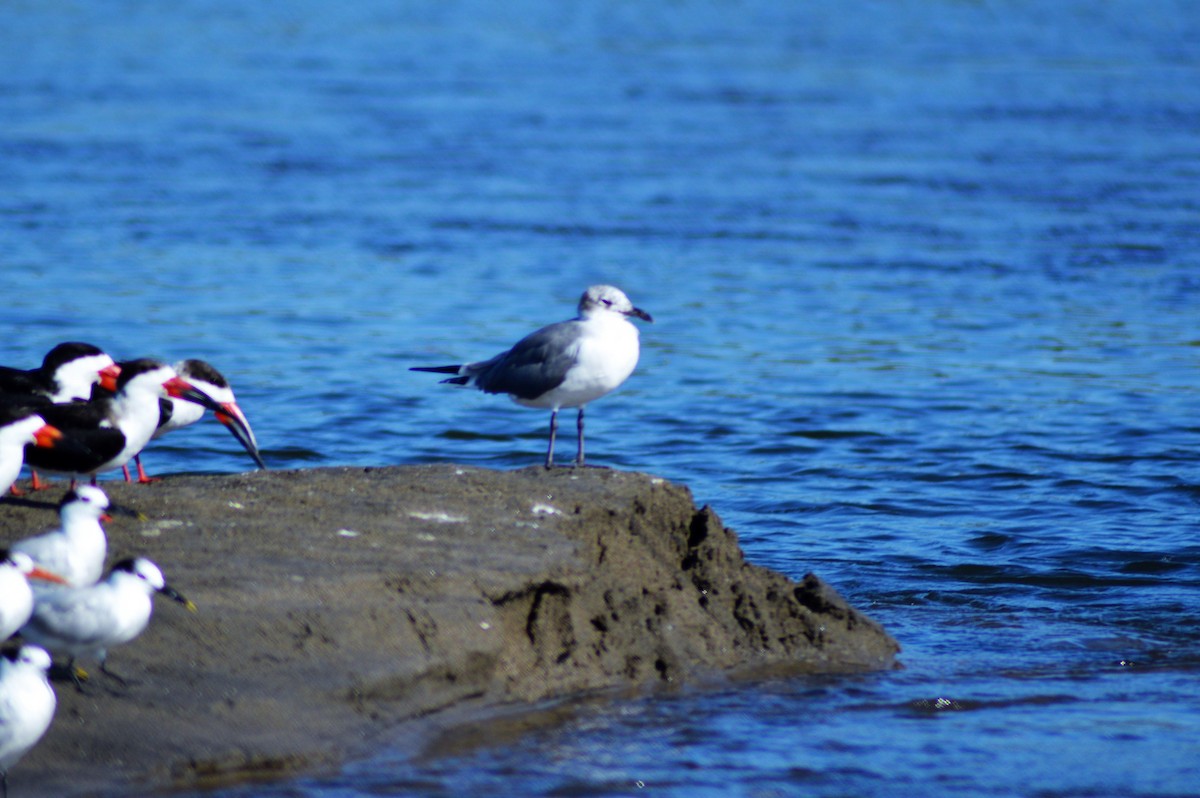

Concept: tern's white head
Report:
left=1, top=549, right=67, bottom=585
left=7, top=645, right=53, bottom=673
left=109, top=557, right=196, bottom=610
left=3, top=550, right=37, bottom=576
left=112, top=557, right=166, bottom=593
left=59, top=485, right=110, bottom=524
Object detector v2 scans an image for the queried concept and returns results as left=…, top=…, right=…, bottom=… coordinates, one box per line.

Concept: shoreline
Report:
left=1, top=465, right=899, bottom=796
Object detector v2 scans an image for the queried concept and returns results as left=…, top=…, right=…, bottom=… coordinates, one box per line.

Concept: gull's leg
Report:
left=576, top=406, right=586, bottom=466
left=545, top=409, right=558, bottom=468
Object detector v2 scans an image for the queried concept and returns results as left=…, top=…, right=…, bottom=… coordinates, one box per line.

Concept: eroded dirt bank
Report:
left=0, top=465, right=899, bottom=796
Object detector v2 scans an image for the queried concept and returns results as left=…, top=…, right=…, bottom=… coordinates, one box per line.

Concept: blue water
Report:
left=4, top=0, right=1200, bottom=795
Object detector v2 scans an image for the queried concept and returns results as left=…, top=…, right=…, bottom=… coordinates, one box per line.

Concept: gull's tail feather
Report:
left=411, top=364, right=462, bottom=374
left=411, top=364, right=470, bottom=386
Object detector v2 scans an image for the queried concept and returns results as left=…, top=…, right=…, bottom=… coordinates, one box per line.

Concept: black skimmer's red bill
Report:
left=127, top=359, right=266, bottom=482
left=411, top=284, right=653, bottom=468
left=0, top=406, right=87, bottom=496
left=0, top=342, right=120, bottom=403
left=172, top=359, right=264, bottom=466
left=9, top=485, right=112, bottom=588
left=21, top=359, right=230, bottom=487
left=18, top=556, right=195, bottom=687
left=1, top=550, right=69, bottom=641
left=0, top=645, right=57, bottom=793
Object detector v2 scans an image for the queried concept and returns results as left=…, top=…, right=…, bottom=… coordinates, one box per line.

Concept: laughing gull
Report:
left=412, top=284, right=653, bottom=467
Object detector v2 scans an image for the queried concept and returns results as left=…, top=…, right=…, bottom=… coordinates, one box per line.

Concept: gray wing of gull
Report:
left=466, top=320, right=584, bottom=401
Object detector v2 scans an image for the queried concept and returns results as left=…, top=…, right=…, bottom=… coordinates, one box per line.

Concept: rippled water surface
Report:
left=4, top=0, right=1200, bottom=795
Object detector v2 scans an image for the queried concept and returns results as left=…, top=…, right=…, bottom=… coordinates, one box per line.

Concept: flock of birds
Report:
left=0, top=345, right=263, bottom=797
left=0, top=345, right=264, bottom=496
left=0, top=284, right=652, bottom=795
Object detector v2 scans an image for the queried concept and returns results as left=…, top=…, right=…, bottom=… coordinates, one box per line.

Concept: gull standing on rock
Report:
left=9, top=486, right=112, bottom=588
left=0, top=646, right=57, bottom=798
left=412, top=284, right=653, bottom=467
left=19, top=557, right=196, bottom=687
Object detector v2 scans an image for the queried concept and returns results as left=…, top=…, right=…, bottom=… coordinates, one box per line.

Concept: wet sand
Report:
left=0, top=465, right=899, bottom=796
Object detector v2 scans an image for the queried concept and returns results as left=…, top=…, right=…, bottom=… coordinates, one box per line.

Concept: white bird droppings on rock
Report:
left=407, top=511, right=468, bottom=523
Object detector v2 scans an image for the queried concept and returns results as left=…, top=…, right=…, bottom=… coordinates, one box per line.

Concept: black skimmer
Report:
left=0, top=646, right=57, bottom=797
left=1, top=551, right=67, bottom=641
left=0, top=407, right=81, bottom=497
left=9, top=486, right=112, bottom=588
left=0, top=342, right=120, bottom=403
left=412, top=285, right=653, bottom=467
left=126, top=358, right=266, bottom=483
left=20, top=359, right=235, bottom=487
left=19, top=557, right=195, bottom=687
